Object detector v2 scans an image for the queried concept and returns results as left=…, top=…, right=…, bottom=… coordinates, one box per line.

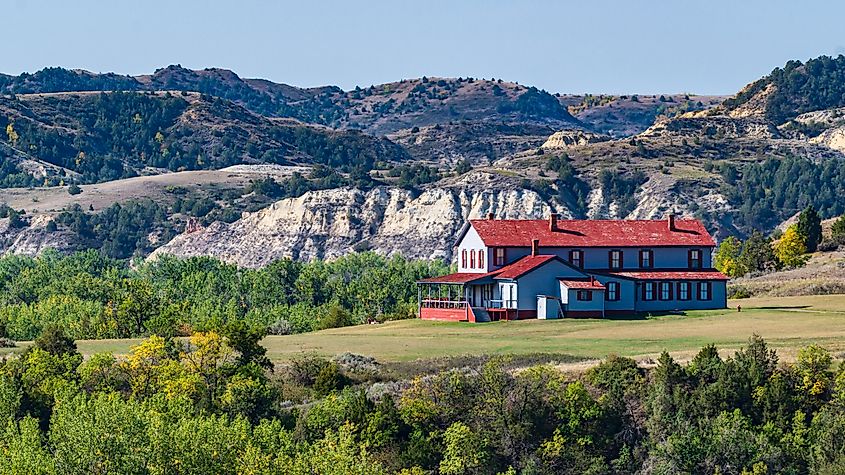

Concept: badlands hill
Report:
left=5, top=56, right=845, bottom=265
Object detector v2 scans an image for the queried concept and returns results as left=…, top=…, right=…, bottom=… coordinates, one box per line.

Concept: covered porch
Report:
left=416, top=273, right=514, bottom=322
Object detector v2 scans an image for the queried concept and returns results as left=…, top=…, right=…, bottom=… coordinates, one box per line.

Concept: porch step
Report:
left=472, top=307, right=492, bottom=323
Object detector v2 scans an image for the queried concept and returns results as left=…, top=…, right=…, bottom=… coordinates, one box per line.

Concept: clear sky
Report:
left=5, top=0, right=845, bottom=95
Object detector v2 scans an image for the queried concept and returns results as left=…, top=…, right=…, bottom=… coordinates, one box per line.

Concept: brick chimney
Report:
left=487, top=212, right=494, bottom=220
left=549, top=213, right=558, bottom=231
left=531, top=239, right=540, bottom=256
left=667, top=214, right=676, bottom=231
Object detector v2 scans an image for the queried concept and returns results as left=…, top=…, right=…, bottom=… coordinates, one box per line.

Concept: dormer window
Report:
left=494, top=248, right=506, bottom=267
left=639, top=249, right=653, bottom=269
left=569, top=250, right=583, bottom=269
left=688, top=249, right=702, bottom=269
left=609, top=250, right=623, bottom=270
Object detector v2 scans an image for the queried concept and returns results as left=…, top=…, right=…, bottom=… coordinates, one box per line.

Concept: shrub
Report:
left=727, top=285, right=752, bottom=299
left=67, top=184, right=82, bottom=195
left=318, top=306, right=356, bottom=330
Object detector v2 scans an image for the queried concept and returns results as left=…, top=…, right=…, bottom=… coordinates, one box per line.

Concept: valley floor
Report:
left=7, top=294, right=845, bottom=366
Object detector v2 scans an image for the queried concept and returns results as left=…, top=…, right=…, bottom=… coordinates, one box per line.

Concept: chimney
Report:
left=667, top=214, right=676, bottom=231
left=531, top=239, right=540, bottom=256
left=549, top=213, right=558, bottom=231
left=487, top=212, right=494, bottom=220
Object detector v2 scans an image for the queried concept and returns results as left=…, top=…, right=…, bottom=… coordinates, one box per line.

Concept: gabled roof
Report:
left=600, top=270, right=729, bottom=281
left=559, top=278, right=606, bottom=290
left=493, top=255, right=561, bottom=280
left=418, top=254, right=578, bottom=284
left=468, top=218, right=715, bottom=248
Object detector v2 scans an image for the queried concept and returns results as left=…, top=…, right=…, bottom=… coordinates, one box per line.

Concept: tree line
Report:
left=2, top=332, right=845, bottom=473
left=0, top=250, right=449, bottom=342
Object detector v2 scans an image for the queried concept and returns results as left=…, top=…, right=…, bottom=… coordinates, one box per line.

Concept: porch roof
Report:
left=559, top=278, right=606, bottom=290
left=417, top=272, right=495, bottom=284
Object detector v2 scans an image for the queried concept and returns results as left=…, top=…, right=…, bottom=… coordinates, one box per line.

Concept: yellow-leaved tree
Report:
left=6, top=122, right=18, bottom=146
left=774, top=224, right=808, bottom=268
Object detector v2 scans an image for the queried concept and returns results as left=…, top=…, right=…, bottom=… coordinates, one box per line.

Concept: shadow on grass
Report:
left=750, top=305, right=811, bottom=310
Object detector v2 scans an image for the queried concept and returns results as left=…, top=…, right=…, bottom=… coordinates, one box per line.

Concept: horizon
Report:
left=5, top=0, right=845, bottom=96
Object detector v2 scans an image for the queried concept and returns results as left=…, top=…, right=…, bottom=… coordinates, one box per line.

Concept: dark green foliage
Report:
left=725, top=55, right=845, bottom=123
left=66, top=184, right=82, bottom=195
left=599, top=168, right=647, bottom=217
left=0, top=250, right=449, bottom=341
left=797, top=205, right=822, bottom=252
left=33, top=325, right=78, bottom=356
left=386, top=164, right=440, bottom=189
left=723, top=156, right=845, bottom=232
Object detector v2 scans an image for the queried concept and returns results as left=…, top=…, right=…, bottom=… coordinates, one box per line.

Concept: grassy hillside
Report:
left=12, top=294, right=845, bottom=365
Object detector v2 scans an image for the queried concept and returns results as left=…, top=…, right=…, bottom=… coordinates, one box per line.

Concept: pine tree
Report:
left=796, top=205, right=822, bottom=252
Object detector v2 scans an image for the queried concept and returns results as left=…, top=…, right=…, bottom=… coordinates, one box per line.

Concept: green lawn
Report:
left=8, top=294, right=845, bottom=364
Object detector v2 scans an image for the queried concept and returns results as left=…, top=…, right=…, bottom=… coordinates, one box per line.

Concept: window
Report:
left=576, top=290, right=593, bottom=301
left=494, top=248, right=506, bottom=266
left=606, top=282, right=619, bottom=301
left=470, top=249, right=476, bottom=268
left=678, top=282, right=690, bottom=301
left=689, top=249, right=702, bottom=269
left=569, top=250, right=583, bottom=268
left=643, top=282, right=655, bottom=301
left=478, top=250, right=484, bottom=269
left=698, top=281, right=712, bottom=300
left=462, top=249, right=467, bottom=268
left=660, top=282, right=672, bottom=301
left=639, top=249, right=653, bottom=268
left=609, top=250, right=623, bottom=269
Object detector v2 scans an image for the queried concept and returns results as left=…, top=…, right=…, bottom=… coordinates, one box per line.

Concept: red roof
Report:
left=418, top=255, right=563, bottom=284
left=493, top=255, right=559, bottom=280
left=469, top=218, right=715, bottom=248
left=559, top=278, right=606, bottom=289
left=603, top=270, right=728, bottom=280
left=417, top=272, right=495, bottom=284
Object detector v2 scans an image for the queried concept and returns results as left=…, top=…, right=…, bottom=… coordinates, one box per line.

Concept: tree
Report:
left=831, top=215, right=845, bottom=244
left=715, top=236, right=744, bottom=277
left=775, top=225, right=808, bottom=268
left=797, top=206, right=822, bottom=252
left=33, top=324, right=78, bottom=356
left=737, top=231, right=778, bottom=273
left=440, top=421, right=488, bottom=475
left=222, top=320, right=272, bottom=370
left=5, top=122, right=18, bottom=147
left=67, top=184, right=82, bottom=195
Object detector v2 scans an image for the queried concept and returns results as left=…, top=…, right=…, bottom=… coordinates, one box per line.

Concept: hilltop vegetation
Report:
left=725, top=55, right=845, bottom=123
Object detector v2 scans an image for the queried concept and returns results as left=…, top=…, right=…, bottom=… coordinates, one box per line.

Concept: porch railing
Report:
left=421, top=298, right=469, bottom=309
left=488, top=299, right=517, bottom=309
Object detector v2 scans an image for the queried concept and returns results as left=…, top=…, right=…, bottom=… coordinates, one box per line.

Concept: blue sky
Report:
left=5, top=0, right=845, bottom=95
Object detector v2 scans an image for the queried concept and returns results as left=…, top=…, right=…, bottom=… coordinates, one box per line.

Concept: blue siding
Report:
left=503, top=259, right=587, bottom=310
left=488, top=246, right=713, bottom=270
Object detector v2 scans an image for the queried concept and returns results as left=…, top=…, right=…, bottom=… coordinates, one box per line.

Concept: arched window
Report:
left=470, top=249, right=476, bottom=268
left=478, top=250, right=485, bottom=269
left=462, top=249, right=467, bottom=268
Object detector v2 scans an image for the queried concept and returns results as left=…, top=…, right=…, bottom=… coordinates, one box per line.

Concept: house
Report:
left=417, top=214, right=727, bottom=322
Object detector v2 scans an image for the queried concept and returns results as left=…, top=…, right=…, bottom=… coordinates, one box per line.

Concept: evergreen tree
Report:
left=797, top=205, right=822, bottom=252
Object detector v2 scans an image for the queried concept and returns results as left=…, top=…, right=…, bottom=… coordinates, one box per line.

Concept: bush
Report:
left=67, top=184, right=82, bottom=195
left=318, top=306, right=356, bottom=330
left=727, top=285, right=752, bottom=299
left=33, top=325, right=78, bottom=356
left=0, top=337, right=15, bottom=348
left=267, top=318, right=293, bottom=336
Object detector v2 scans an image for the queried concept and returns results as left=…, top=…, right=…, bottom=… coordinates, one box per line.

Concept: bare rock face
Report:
left=149, top=175, right=555, bottom=267
left=541, top=130, right=610, bottom=149
left=641, top=115, right=780, bottom=140
left=0, top=215, right=79, bottom=257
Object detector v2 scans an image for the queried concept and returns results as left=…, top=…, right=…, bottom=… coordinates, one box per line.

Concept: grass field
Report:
left=7, top=295, right=845, bottom=366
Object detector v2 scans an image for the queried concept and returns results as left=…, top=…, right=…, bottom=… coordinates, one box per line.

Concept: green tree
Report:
left=797, top=206, right=822, bottom=252
left=440, top=421, right=488, bottom=475
left=737, top=231, right=778, bottom=273
left=831, top=215, right=845, bottom=244
left=715, top=236, right=745, bottom=277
